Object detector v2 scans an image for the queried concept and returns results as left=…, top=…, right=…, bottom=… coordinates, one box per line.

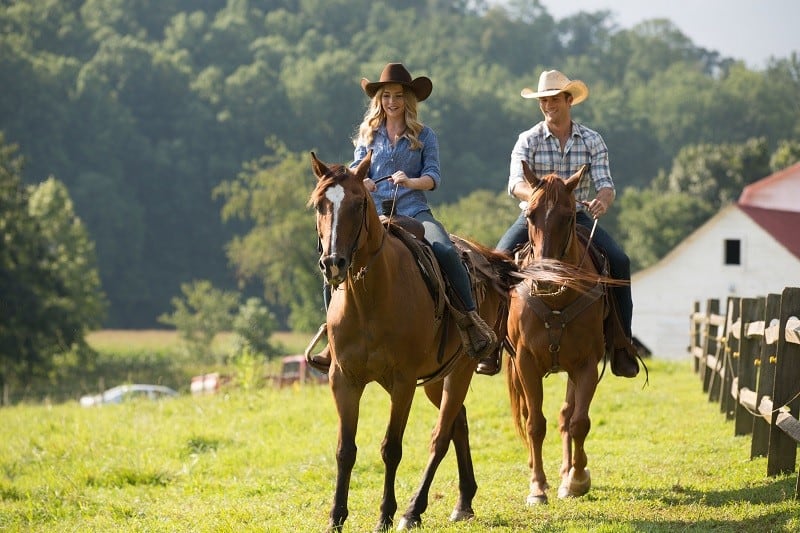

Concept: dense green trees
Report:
left=0, top=134, right=105, bottom=397
left=1, top=0, right=798, bottom=333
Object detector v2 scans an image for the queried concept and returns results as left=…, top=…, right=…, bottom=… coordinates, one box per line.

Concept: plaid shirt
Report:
left=507, top=121, right=615, bottom=212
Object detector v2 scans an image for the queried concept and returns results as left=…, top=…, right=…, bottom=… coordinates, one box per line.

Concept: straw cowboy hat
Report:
left=521, top=70, right=589, bottom=105
left=361, top=63, right=433, bottom=102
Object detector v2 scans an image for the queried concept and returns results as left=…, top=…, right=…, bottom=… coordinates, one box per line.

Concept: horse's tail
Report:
left=451, top=235, right=519, bottom=292
left=505, top=355, right=528, bottom=442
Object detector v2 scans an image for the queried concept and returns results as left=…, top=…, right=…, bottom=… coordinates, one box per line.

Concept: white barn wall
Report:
left=631, top=205, right=800, bottom=360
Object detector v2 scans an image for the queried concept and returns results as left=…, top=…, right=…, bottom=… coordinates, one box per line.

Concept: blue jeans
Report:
left=322, top=210, right=477, bottom=313
left=496, top=211, right=633, bottom=338
left=414, top=209, right=476, bottom=312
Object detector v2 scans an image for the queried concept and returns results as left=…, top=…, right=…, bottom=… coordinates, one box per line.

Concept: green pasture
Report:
left=1, top=358, right=798, bottom=532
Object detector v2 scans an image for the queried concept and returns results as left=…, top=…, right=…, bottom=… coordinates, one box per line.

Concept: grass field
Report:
left=1, top=357, right=798, bottom=532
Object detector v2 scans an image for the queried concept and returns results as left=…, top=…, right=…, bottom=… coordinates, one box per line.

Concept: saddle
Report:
left=380, top=214, right=507, bottom=365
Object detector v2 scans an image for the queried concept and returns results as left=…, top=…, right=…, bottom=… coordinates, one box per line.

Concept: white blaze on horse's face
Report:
left=324, top=184, right=345, bottom=274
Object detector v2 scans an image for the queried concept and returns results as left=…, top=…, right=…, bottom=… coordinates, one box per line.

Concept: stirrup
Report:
left=304, top=323, right=328, bottom=364
left=476, top=353, right=501, bottom=376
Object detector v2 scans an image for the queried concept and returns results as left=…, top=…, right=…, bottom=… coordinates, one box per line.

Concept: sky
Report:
left=534, top=0, right=800, bottom=69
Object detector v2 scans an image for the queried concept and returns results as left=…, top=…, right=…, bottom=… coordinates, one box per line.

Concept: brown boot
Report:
left=457, top=310, right=498, bottom=360
left=309, top=345, right=331, bottom=373
left=476, top=353, right=500, bottom=376
left=304, top=323, right=331, bottom=372
left=611, top=345, right=639, bottom=378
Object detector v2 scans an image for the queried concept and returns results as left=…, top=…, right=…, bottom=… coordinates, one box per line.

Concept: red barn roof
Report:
left=739, top=161, right=800, bottom=212
left=738, top=204, right=800, bottom=261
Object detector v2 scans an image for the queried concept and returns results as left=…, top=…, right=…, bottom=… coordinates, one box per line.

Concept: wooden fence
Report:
left=689, top=286, right=800, bottom=500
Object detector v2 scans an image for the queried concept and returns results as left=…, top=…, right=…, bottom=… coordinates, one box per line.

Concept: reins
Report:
left=576, top=215, right=598, bottom=269
left=351, top=196, right=386, bottom=282
left=352, top=182, right=399, bottom=281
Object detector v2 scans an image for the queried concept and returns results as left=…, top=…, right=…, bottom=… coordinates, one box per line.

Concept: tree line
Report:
left=1, top=1, right=799, bottom=370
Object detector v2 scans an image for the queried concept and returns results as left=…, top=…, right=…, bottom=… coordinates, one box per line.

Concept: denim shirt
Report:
left=352, top=124, right=441, bottom=218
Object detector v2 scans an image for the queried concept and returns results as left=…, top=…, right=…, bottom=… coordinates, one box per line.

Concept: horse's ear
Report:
left=564, top=164, right=588, bottom=192
left=310, top=151, right=330, bottom=181
left=521, top=160, right=540, bottom=188
left=354, top=149, right=372, bottom=179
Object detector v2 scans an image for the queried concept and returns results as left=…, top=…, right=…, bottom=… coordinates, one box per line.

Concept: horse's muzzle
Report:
left=320, top=254, right=349, bottom=287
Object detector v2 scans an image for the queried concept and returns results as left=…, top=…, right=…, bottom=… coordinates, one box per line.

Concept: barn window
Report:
left=724, top=239, right=741, bottom=265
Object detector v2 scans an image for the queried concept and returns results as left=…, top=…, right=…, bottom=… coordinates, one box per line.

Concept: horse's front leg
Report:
left=515, top=350, right=548, bottom=505
left=558, top=378, right=575, bottom=482
left=558, top=366, right=598, bottom=499
left=374, top=382, right=415, bottom=532
left=328, top=376, right=365, bottom=532
left=525, top=375, right=548, bottom=505
left=400, top=368, right=475, bottom=529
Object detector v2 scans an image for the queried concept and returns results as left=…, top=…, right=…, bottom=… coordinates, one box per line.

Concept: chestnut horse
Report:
left=506, top=162, right=622, bottom=505
left=308, top=151, right=516, bottom=531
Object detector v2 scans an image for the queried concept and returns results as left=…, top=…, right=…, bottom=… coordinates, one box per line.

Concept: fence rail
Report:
left=689, top=286, right=800, bottom=500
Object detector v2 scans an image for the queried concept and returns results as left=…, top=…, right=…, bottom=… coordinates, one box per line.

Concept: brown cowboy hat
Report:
left=521, top=70, right=589, bottom=105
left=361, top=63, right=433, bottom=102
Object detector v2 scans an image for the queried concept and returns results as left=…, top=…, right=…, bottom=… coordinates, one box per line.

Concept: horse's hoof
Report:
left=526, top=493, right=548, bottom=505
left=396, top=515, right=421, bottom=530
left=372, top=517, right=392, bottom=533
left=449, top=508, right=475, bottom=522
left=526, top=480, right=549, bottom=505
left=558, top=467, right=591, bottom=499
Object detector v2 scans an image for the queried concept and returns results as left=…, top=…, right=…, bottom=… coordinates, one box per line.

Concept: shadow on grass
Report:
left=474, top=475, right=798, bottom=531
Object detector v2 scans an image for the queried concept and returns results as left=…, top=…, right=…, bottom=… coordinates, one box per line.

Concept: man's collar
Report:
left=542, top=120, right=577, bottom=138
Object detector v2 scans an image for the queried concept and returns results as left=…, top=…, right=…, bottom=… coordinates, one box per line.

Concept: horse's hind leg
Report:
left=399, top=372, right=475, bottom=529
left=448, top=405, right=478, bottom=521
left=328, top=379, right=365, bottom=532
left=375, top=382, right=416, bottom=532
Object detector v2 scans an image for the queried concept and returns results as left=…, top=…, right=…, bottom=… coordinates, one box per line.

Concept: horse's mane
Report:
left=526, top=173, right=572, bottom=216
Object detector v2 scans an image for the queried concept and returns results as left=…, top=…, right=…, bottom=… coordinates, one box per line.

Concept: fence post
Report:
left=734, top=297, right=763, bottom=436
left=719, top=296, right=740, bottom=418
left=766, top=286, right=800, bottom=477
left=752, top=293, right=782, bottom=458
left=702, top=298, right=721, bottom=394
left=690, top=300, right=703, bottom=374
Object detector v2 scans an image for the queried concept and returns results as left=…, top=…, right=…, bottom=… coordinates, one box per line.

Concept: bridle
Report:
left=318, top=169, right=388, bottom=286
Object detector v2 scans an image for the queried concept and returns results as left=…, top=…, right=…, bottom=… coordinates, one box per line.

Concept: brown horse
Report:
left=506, top=162, right=622, bottom=505
left=308, top=151, right=516, bottom=532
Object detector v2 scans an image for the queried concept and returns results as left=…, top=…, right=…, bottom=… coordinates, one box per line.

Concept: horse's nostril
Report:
left=320, top=255, right=348, bottom=281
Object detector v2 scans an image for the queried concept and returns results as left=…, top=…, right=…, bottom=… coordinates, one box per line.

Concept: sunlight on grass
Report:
left=0, top=359, right=797, bottom=531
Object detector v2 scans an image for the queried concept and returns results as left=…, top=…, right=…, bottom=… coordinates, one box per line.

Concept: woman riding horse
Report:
left=309, top=63, right=497, bottom=374
left=308, top=150, right=516, bottom=530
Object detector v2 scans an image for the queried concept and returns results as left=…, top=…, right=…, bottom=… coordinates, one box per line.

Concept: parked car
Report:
left=80, top=384, right=178, bottom=407
left=276, top=355, right=328, bottom=387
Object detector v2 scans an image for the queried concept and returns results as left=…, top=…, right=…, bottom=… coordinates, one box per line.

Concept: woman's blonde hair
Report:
left=354, top=86, right=424, bottom=150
